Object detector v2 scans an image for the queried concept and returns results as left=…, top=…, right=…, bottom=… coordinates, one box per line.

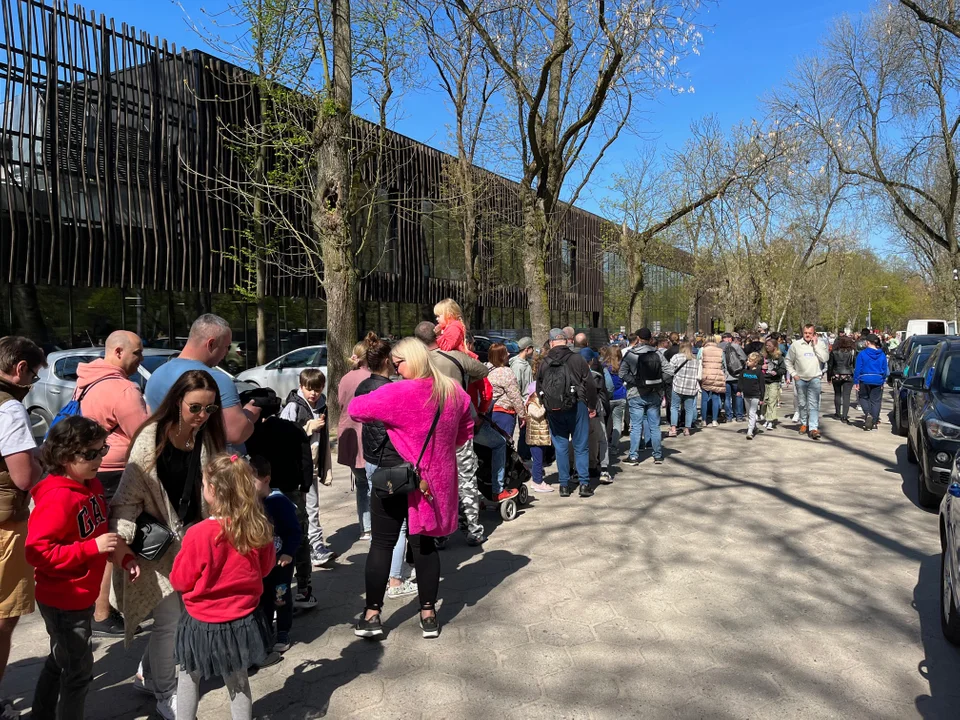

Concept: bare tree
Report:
left=898, top=0, right=960, bottom=40
left=451, top=0, right=707, bottom=344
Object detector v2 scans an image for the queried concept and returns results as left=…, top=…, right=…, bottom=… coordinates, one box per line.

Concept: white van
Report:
left=904, top=319, right=956, bottom=338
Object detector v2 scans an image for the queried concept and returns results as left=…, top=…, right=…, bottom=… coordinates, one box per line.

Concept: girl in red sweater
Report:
left=170, top=454, right=275, bottom=720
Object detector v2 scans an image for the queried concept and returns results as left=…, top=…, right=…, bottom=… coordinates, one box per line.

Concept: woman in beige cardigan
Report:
left=110, top=370, right=226, bottom=720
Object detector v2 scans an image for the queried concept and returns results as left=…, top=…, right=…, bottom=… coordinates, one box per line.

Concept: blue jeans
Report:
left=725, top=382, right=744, bottom=420
left=474, top=420, right=507, bottom=493
left=354, top=468, right=371, bottom=534
left=670, top=392, right=696, bottom=429
left=628, top=394, right=663, bottom=460
left=530, top=446, right=544, bottom=484
left=491, top=411, right=516, bottom=440
left=547, top=402, right=590, bottom=487
left=701, top=391, right=721, bottom=423
left=795, top=377, right=823, bottom=430
left=366, top=462, right=407, bottom=579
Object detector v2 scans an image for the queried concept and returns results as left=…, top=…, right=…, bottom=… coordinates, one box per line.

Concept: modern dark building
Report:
left=0, top=0, right=701, bottom=361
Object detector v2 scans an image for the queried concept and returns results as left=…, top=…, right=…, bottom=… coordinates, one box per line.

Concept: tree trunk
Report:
left=256, top=258, right=267, bottom=366
left=11, top=284, right=49, bottom=344
left=686, top=292, right=698, bottom=337
left=522, top=192, right=551, bottom=345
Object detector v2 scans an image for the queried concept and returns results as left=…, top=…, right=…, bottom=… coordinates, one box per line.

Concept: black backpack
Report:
left=634, top=350, right=664, bottom=391
left=724, top=345, right=743, bottom=375
left=538, top=355, right=578, bottom=413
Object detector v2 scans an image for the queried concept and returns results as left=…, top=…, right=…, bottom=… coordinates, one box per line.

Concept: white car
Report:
left=23, top=348, right=179, bottom=440
left=237, top=345, right=327, bottom=401
left=941, top=476, right=960, bottom=644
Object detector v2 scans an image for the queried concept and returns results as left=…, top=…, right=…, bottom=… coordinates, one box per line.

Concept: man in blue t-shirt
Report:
left=145, top=314, right=260, bottom=448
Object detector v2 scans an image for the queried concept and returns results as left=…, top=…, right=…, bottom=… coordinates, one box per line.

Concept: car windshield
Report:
left=140, top=355, right=177, bottom=374
left=939, top=353, right=960, bottom=393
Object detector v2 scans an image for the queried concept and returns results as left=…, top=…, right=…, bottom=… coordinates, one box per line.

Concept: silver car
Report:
left=23, top=348, right=179, bottom=440
left=237, top=345, right=327, bottom=401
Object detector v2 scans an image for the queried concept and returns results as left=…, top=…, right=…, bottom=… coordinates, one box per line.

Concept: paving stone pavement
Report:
left=5, top=387, right=960, bottom=719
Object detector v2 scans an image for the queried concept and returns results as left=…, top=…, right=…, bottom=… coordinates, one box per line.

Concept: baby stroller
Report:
left=474, top=419, right=532, bottom=521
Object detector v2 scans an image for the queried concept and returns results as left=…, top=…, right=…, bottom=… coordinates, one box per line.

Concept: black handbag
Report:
left=130, top=433, right=204, bottom=561
left=370, top=405, right=442, bottom=499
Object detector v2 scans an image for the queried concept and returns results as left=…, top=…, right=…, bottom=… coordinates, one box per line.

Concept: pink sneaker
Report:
left=531, top=482, right=554, bottom=493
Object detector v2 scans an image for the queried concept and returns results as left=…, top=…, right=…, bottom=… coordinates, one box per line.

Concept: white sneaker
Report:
left=710, top=421, right=719, bottom=427
left=764, top=422, right=774, bottom=430
left=386, top=579, right=418, bottom=599
left=156, top=694, right=176, bottom=720
left=792, top=413, right=800, bottom=422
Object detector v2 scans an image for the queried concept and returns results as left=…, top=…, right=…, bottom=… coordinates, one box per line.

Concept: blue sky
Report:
left=94, top=0, right=883, bottom=238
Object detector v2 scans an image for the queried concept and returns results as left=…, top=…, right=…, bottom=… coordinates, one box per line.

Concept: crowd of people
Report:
left=0, top=302, right=893, bottom=719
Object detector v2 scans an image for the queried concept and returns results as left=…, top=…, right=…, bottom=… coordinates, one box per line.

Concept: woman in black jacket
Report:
left=827, top=334, right=857, bottom=423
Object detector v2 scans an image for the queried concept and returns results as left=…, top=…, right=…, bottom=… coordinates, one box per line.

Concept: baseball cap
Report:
left=517, top=337, right=533, bottom=350
left=758, top=322, right=769, bottom=331
left=722, top=332, right=732, bottom=340
left=867, top=333, right=881, bottom=346
left=549, top=328, right=566, bottom=341
left=638, top=328, right=652, bottom=341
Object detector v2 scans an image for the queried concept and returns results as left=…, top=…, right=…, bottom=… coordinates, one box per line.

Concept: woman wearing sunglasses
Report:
left=109, top=370, right=226, bottom=720
left=348, top=338, right=474, bottom=640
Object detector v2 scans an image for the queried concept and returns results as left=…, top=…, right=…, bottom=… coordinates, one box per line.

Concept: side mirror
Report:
left=902, top=376, right=928, bottom=392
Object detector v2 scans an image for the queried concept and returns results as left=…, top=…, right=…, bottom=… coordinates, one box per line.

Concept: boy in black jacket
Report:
left=245, top=400, right=319, bottom=610
left=738, top=352, right=766, bottom=440
left=251, top=455, right=301, bottom=653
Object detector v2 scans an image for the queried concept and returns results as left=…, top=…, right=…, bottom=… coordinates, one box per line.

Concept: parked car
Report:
left=237, top=345, right=327, bottom=400
left=904, top=339, right=960, bottom=508
left=894, top=344, right=938, bottom=436
left=23, top=348, right=179, bottom=441
left=222, top=342, right=246, bottom=375
left=890, top=334, right=958, bottom=384
left=940, top=479, right=960, bottom=644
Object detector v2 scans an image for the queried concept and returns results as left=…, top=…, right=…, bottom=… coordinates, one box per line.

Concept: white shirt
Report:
left=0, top=400, right=36, bottom=458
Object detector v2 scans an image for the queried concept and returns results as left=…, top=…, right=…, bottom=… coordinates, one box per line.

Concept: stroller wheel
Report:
left=500, top=499, right=518, bottom=521
left=517, top=484, right=530, bottom=505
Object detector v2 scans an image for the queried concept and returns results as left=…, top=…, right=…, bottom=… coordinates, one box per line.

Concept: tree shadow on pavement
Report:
left=914, top=552, right=960, bottom=718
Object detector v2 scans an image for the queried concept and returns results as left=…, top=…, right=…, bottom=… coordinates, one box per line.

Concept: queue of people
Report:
left=0, top=304, right=891, bottom=720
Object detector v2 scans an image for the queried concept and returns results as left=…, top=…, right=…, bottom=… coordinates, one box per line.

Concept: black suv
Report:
left=904, top=339, right=960, bottom=507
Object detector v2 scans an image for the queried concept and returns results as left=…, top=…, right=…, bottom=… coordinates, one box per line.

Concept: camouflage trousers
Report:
left=456, top=441, right=483, bottom=540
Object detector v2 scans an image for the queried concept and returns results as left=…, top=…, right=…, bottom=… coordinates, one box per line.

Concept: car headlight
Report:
left=926, top=418, right=960, bottom=440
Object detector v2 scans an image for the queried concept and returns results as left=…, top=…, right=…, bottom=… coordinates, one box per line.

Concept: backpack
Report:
left=634, top=350, right=664, bottom=391
left=46, top=377, right=119, bottom=440
left=538, top=355, right=578, bottom=413
left=724, top=345, right=743, bottom=376
left=590, top=368, right=611, bottom=419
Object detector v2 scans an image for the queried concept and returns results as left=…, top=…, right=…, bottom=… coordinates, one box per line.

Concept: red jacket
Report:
left=170, top=518, right=276, bottom=623
left=26, top=475, right=108, bottom=611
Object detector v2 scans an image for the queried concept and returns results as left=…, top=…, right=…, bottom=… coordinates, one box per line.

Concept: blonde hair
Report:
left=391, top=337, right=458, bottom=410
left=203, top=454, right=273, bottom=555
left=433, top=298, right=464, bottom=324
left=713, top=334, right=723, bottom=344
left=747, top=352, right=762, bottom=368
left=679, top=340, right=695, bottom=361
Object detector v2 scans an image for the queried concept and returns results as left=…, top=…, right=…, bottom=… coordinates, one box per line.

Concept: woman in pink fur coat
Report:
left=348, top=337, right=474, bottom=640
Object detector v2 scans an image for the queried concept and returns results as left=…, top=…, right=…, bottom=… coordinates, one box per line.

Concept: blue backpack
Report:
left=46, top=377, right=119, bottom=439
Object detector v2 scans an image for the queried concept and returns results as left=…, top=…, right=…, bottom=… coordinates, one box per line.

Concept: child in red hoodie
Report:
left=26, top=416, right=127, bottom=720
left=170, top=454, right=275, bottom=720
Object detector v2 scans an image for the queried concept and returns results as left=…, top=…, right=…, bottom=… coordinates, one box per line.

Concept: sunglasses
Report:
left=77, top=445, right=109, bottom=462
left=185, top=403, right=220, bottom=415
left=392, top=357, right=405, bottom=369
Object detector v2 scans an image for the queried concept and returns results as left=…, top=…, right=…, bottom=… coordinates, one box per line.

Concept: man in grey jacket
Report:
left=719, top=333, right=747, bottom=422
left=509, top=338, right=534, bottom=393
left=620, top=328, right=674, bottom=465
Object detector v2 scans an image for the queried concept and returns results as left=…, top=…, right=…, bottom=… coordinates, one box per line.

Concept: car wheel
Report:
left=918, top=450, right=940, bottom=509
left=941, top=526, right=960, bottom=644
left=28, top=407, right=51, bottom=442
left=896, top=400, right=908, bottom=437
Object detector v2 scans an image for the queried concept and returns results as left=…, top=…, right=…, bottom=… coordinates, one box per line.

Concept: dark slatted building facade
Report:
left=0, top=0, right=695, bottom=358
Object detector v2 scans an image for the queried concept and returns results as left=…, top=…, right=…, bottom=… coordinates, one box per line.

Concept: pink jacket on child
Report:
left=349, top=378, right=473, bottom=536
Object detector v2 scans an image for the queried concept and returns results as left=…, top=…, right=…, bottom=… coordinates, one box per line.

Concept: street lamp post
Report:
left=866, top=285, right=889, bottom=331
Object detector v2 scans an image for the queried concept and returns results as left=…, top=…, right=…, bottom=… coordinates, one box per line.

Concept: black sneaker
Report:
left=624, top=456, right=640, bottom=466
left=653, top=457, right=663, bottom=465
left=92, top=610, right=126, bottom=638
left=466, top=534, right=486, bottom=547
left=434, top=536, right=447, bottom=550
left=863, top=416, right=874, bottom=431
left=559, top=485, right=572, bottom=497
left=420, top=614, right=440, bottom=639
left=355, top=613, right=384, bottom=639
left=579, top=485, right=594, bottom=498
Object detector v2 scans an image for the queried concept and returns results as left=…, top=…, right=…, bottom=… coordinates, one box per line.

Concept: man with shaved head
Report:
left=75, top=330, right=150, bottom=636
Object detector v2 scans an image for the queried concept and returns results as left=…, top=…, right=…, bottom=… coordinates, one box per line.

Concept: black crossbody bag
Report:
left=370, top=406, right=442, bottom=499
left=130, top=433, right=204, bottom=561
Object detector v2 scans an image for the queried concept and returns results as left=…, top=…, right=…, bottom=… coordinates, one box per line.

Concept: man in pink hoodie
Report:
left=75, top=330, right=149, bottom=637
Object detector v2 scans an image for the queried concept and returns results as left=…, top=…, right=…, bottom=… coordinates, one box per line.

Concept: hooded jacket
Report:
left=76, top=359, right=149, bottom=474
left=26, top=474, right=108, bottom=610
left=854, top=347, right=889, bottom=386
left=509, top=354, right=533, bottom=395
left=281, top=389, right=332, bottom=481
left=620, top=344, right=673, bottom=398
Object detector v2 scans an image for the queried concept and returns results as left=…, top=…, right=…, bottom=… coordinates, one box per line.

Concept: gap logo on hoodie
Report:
left=78, top=494, right=108, bottom=538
